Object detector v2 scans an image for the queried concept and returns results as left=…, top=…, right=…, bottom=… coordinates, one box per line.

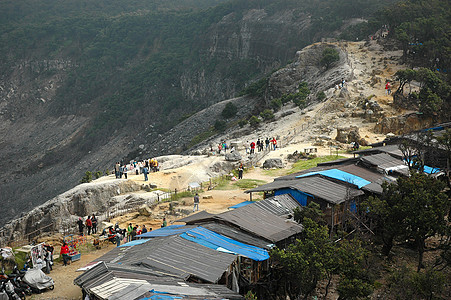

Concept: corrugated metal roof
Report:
left=176, top=211, right=214, bottom=223
left=360, top=153, right=405, bottom=170
left=246, top=176, right=363, bottom=204
left=252, top=194, right=299, bottom=217
left=187, top=205, right=303, bottom=243
left=337, top=164, right=384, bottom=183
left=119, top=235, right=237, bottom=283
left=201, top=223, right=273, bottom=249
left=352, top=144, right=403, bottom=158
left=75, top=262, right=244, bottom=300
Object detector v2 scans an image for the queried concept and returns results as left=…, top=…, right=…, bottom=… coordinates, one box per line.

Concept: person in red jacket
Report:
left=60, top=242, right=70, bottom=266
left=250, top=141, right=256, bottom=154
left=86, top=216, right=92, bottom=235
left=270, top=137, right=277, bottom=151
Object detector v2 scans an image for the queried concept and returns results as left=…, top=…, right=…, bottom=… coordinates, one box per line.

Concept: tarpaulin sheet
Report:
left=228, top=201, right=254, bottom=209
left=423, top=165, right=440, bottom=174
left=139, top=225, right=192, bottom=238
left=297, top=169, right=371, bottom=188
left=180, top=227, right=269, bottom=261
left=118, top=239, right=150, bottom=247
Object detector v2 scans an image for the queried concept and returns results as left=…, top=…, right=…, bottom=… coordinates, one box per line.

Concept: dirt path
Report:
left=31, top=243, right=117, bottom=300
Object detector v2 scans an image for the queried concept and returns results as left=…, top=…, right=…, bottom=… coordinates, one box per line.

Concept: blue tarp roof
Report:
left=423, top=165, right=441, bottom=174
left=139, top=225, right=193, bottom=238
left=180, top=226, right=269, bottom=261
left=296, top=169, right=371, bottom=188
left=118, top=239, right=150, bottom=248
left=228, top=201, right=254, bottom=209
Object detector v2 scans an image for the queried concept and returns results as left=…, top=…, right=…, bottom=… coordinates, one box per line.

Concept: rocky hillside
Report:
left=1, top=0, right=397, bottom=226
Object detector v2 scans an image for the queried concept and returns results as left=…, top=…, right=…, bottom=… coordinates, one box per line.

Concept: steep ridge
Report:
left=1, top=39, right=424, bottom=246
left=0, top=0, right=395, bottom=226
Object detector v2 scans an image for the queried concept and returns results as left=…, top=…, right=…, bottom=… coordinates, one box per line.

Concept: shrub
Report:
left=260, top=109, right=275, bottom=121
left=249, top=115, right=261, bottom=128
left=221, top=102, right=238, bottom=118
left=94, top=171, right=102, bottom=179
left=270, top=98, right=282, bottom=111
left=316, top=91, right=326, bottom=101
left=238, top=119, right=248, bottom=128
left=80, top=171, right=93, bottom=183
left=321, top=47, right=339, bottom=69
left=214, top=120, right=227, bottom=132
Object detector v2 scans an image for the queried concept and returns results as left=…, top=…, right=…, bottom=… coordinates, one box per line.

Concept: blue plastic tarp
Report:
left=423, top=165, right=440, bottom=174
left=139, top=225, right=191, bottom=238
left=296, top=169, right=371, bottom=188
left=180, top=226, right=269, bottom=261
left=118, top=239, right=150, bottom=248
left=228, top=201, right=254, bottom=209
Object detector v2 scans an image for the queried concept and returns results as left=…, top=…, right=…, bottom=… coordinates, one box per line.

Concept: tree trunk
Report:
left=382, top=233, right=394, bottom=256
left=323, top=276, right=332, bottom=300
left=417, top=238, right=425, bottom=272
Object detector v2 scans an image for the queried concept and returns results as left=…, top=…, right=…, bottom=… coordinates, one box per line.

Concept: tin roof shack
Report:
left=182, top=204, right=304, bottom=249
left=74, top=262, right=244, bottom=300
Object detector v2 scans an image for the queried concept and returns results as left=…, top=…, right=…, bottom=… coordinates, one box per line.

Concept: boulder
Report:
left=225, top=151, right=242, bottom=162
left=336, top=126, right=361, bottom=143
left=263, top=158, right=283, bottom=169
left=138, top=204, right=152, bottom=217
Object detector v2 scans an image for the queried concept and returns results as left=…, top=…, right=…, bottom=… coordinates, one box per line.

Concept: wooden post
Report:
left=250, top=192, right=253, bottom=201
left=330, top=205, right=334, bottom=238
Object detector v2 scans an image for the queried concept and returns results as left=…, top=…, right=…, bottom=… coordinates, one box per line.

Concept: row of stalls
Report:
left=246, top=146, right=444, bottom=229
left=74, top=194, right=303, bottom=299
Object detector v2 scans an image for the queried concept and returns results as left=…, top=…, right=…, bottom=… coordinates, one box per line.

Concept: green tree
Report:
left=270, top=98, right=282, bottom=111
left=214, top=120, right=227, bottom=132
left=271, top=218, right=373, bottom=299
left=80, top=171, right=92, bottom=183
left=259, top=109, right=274, bottom=121
left=293, top=202, right=325, bottom=225
left=364, top=173, right=449, bottom=271
left=221, top=102, right=238, bottom=119
left=248, top=115, right=261, bottom=128
left=321, top=47, right=339, bottom=69
left=94, top=171, right=102, bottom=179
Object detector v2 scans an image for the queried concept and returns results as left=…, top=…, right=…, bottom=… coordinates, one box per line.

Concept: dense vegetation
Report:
left=0, top=0, right=396, bottom=152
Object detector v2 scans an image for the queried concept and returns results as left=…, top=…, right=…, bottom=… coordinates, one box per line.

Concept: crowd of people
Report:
left=114, top=158, right=160, bottom=181
left=248, top=137, right=277, bottom=154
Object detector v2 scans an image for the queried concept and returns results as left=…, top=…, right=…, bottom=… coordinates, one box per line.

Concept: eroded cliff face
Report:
left=180, top=9, right=312, bottom=106
left=0, top=179, right=142, bottom=246
left=0, top=7, right=322, bottom=227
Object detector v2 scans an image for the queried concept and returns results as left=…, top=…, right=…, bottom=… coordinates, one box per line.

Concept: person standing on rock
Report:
left=91, top=215, right=98, bottom=234
left=77, top=217, right=84, bottom=236
left=193, top=193, right=200, bottom=212
left=86, top=216, right=92, bottom=235
left=385, top=81, right=391, bottom=95
left=143, top=166, right=149, bottom=181
left=265, top=138, right=270, bottom=151
left=238, top=163, right=244, bottom=180
left=250, top=141, right=256, bottom=154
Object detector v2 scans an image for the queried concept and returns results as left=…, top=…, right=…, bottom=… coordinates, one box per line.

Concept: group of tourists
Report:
left=248, top=137, right=277, bottom=154
left=114, top=158, right=160, bottom=181
left=76, top=215, right=98, bottom=236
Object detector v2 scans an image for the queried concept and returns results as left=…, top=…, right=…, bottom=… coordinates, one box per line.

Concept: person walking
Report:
left=265, top=138, right=270, bottom=150
left=193, top=193, right=200, bottom=212
left=270, top=137, right=277, bottom=151
left=60, top=242, right=70, bottom=266
left=115, top=230, right=122, bottom=247
left=250, top=141, right=256, bottom=154
left=385, top=81, right=391, bottom=95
